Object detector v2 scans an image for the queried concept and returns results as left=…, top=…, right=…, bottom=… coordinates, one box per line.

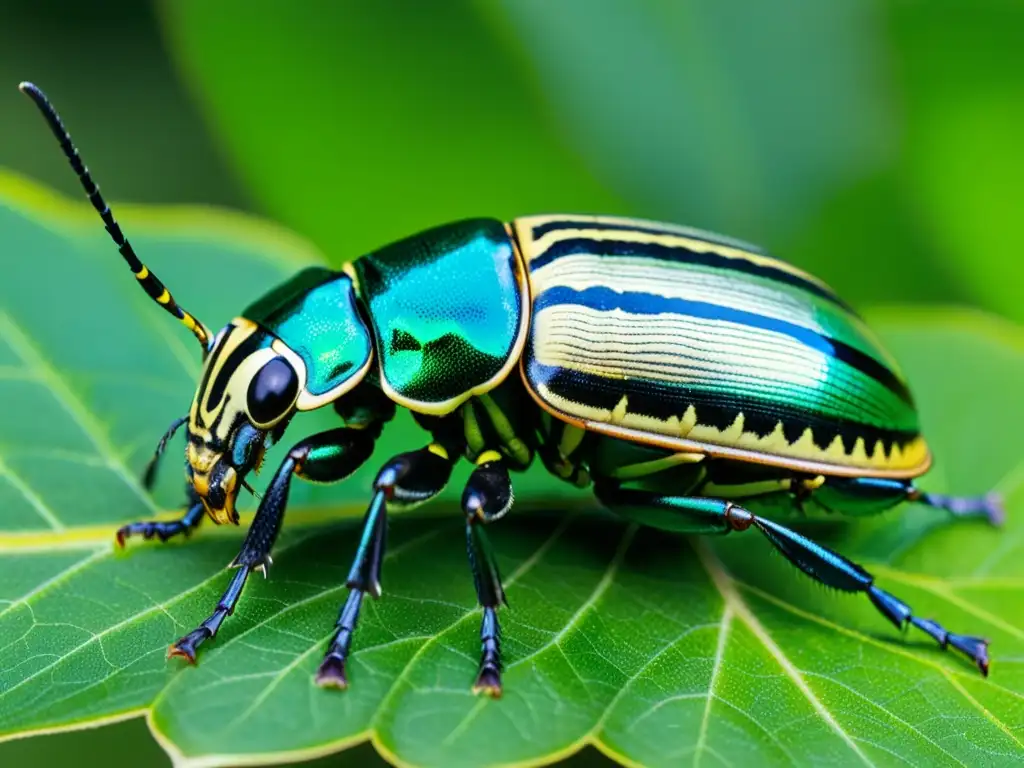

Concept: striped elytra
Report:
left=514, top=214, right=929, bottom=478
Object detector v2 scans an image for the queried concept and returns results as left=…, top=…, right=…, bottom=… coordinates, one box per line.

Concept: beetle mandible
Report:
left=20, top=82, right=1003, bottom=697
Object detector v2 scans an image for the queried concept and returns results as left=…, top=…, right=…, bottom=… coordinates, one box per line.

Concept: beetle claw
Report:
left=983, top=493, right=1005, bottom=527
left=472, top=667, right=503, bottom=699
left=167, top=629, right=208, bottom=663
left=314, top=655, right=349, bottom=690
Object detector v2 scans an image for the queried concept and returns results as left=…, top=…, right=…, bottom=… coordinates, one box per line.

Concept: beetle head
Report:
left=187, top=319, right=302, bottom=524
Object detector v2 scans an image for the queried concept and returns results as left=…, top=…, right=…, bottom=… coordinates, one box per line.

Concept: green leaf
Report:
left=890, top=1, right=1024, bottom=324
left=485, top=0, right=891, bottom=241
left=1, top=175, right=1022, bottom=767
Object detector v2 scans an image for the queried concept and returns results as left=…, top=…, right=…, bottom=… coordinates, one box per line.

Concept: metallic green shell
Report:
left=243, top=267, right=373, bottom=406
left=515, top=215, right=930, bottom=478
left=351, top=219, right=527, bottom=414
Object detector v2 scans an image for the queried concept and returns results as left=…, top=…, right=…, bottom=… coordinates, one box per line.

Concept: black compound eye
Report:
left=247, top=356, right=299, bottom=425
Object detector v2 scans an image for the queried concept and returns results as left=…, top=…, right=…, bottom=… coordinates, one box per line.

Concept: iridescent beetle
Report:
left=21, top=82, right=1002, bottom=696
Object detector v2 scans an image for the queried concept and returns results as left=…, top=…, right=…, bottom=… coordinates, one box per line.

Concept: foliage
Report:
left=0, top=175, right=1021, bottom=767
left=159, top=0, right=1024, bottom=319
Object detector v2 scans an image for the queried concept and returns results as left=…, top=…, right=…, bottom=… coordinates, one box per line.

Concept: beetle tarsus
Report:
left=472, top=667, right=503, bottom=698
left=920, top=491, right=1005, bottom=527
left=317, top=589, right=363, bottom=690
left=169, top=566, right=250, bottom=663
left=167, top=628, right=210, bottom=663
left=314, top=654, right=349, bottom=689
left=908, top=615, right=990, bottom=676
left=116, top=498, right=205, bottom=548
left=472, top=606, right=503, bottom=698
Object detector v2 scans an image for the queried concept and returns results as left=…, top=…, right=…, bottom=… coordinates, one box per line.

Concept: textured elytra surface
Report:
left=0, top=175, right=1021, bottom=767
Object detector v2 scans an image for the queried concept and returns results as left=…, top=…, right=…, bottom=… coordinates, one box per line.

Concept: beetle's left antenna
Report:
left=18, top=82, right=212, bottom=351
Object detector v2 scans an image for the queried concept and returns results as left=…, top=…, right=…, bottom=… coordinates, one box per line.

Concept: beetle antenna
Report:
left=18, top=81, right=212, bottom=351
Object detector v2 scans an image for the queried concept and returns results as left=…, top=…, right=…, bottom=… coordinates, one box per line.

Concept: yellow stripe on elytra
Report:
left=535, top=382, right=929, bottom=473
left=135, top=265, right=149, bottom=279
left=427, top=443, right=449, bottom=461
left=517, top=214, right=834, bottom=294
left=155, top=289, right=171, bottom=305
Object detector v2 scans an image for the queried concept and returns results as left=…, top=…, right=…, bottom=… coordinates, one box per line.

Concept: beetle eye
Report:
left=247, top=356, right=299, bottom=426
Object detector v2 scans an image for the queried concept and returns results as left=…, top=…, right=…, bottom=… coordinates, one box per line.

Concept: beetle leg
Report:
left=812, top=476, right=1004, bottom=526
left=595, top=483, right=991, bottom=676
left=909, top=486, right=1004, bottom=526
left=462, top=452, right=512, bottom=698
left=115, top=416, right=196, bottom=547
left=116, top=484, right=204, bottom=547
left=316, top=436, right=461, bottom=689
left=168, top=428, right=376, bottom=663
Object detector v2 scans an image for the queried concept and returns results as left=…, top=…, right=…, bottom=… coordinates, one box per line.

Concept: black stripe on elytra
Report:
left=527, top=359, right=918, bottom=460
left=530, top=218, right=766, bottom=255
left=535, top=285, right=913, bottom=407
left=528, top=235, right=854, bottom=313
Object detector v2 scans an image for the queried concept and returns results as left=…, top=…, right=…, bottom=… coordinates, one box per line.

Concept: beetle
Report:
left=20, top=82, right=1003, bottom=697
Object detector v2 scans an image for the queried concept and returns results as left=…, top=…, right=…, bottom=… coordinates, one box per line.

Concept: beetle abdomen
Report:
left=515, top=215, right=929, bottom=478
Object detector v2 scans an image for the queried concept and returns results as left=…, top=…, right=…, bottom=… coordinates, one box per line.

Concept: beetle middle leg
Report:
left=315, top=417, right=465, bottom=689
left=461, top=452, right=512, bottom=697
left=595, top=481, right=991, bottom=675
left=168, top=427, right=377, bottom=662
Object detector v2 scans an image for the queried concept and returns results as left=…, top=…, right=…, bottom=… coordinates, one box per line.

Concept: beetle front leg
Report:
left=463, top=453, right=512, bottom=697
left=116, top=484, right=205, bottom=547
left=596, top=483, right=991, bottom=675
left=315, top=434, right=462, bottom=689
left=168, top=428, right=376, bottom=663
left=116, top=416, right=200, bottom=547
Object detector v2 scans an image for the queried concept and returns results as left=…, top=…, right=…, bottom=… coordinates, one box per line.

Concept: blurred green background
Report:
left=1, top=0, right=1021, bottom=765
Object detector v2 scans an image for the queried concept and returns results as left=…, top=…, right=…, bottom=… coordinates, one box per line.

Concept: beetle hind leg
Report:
left=596, top=483, right=991, bottom=675
left=814, top=476, right=1004, bottom=526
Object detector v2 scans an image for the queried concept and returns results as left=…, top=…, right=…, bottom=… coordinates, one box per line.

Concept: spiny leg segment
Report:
left=596, top=483, right=990, bottom=675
